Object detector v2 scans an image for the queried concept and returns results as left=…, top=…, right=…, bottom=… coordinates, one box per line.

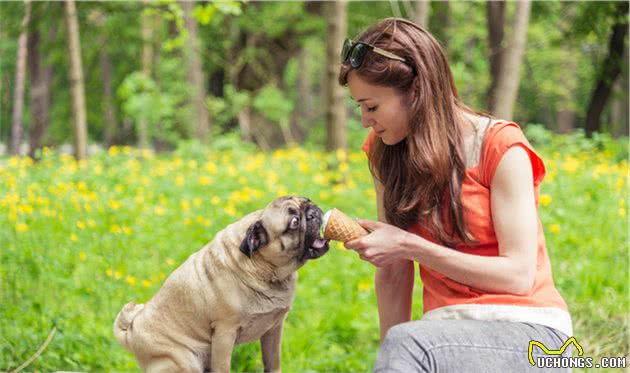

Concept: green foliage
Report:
left=252, top=84, right=294, bottom=127
left=0, top=132, right=627, bottom=372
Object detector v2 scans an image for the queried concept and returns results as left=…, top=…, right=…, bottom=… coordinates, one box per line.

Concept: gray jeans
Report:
left=374, top=319, right=572, bottom=373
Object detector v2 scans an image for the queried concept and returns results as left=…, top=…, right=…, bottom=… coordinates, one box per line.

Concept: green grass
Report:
left=0, top=132, right=627, bottom=372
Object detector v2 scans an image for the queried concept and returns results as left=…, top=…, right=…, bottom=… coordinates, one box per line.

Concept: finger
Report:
left=344, top=238, right=361, bottom=250
left=356, top=219, right=383, bottom=232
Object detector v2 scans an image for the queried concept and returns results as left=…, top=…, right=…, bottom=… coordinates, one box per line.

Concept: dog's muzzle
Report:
left=301, top=203, right=329, bottom=261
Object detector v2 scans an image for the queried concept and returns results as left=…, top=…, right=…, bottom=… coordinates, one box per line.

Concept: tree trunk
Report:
left=11, top=0, right=31, bottom=156
left=90, top=9, right=118, bottom=147
left=430, top=1, right=450, bottom=49
left=485, top=1, right=505, bottom=110
left=324, top=0, right=347, bottom=151
left=27, top=18, right=55, bottom=159
left=585, top=2, right=628, bottom=136
left=65, top=0, right=88, bottom=160
left=181, top=0, right=210, bottom=142
left=138, top=0, right=153, bottom=149
left=413, top=0, right=430, bottom=29
left=488, top=0, right=531, bottom=121
left=290, top=45, right=311, bottom=143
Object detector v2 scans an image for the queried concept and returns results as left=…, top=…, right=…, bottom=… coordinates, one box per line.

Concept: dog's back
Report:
left=113, top=301, right=145, bottom=351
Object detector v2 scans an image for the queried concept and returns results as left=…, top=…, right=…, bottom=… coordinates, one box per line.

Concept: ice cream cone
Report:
left=322, top=208, right=369, bottom=243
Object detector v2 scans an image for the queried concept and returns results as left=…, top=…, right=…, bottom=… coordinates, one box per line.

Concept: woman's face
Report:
left=347, top=71, right=411, bottom=145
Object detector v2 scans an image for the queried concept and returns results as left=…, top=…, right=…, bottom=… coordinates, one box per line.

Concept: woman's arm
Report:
left=372, top=176, right=414, bottom=341
left=349, top=146, right=538, bottom=295
left=403, top=146, right=538, bottom=294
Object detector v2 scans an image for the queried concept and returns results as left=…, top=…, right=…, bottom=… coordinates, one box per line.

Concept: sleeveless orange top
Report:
left=362, top=121, right=572, bottom=335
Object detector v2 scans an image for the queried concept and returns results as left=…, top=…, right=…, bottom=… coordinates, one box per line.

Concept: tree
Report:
left=64, top=0, right=88, bottom=160
left=485, top=1, right=505, bottom=109
left=10, top=0, right=30, bottom=156
left=181, top=0, right=210, bottom=142
left=91, top=9, right=119, bottom=148
left=413, top=1, right=430, bottom=29
left=488, top=0, right=531, bottom=121
left=585, top=2, right=628, bottom=135
left=27, top=3, right=56, bottom=158
left=324, top=0, right=347, bottom=151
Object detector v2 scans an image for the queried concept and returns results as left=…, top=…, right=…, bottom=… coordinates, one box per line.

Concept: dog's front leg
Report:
left=210, top=325, right=237, bottom=373
left=260, top=316, right=286, bottom=373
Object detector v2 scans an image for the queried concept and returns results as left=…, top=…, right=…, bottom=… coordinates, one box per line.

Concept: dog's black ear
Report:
left=239, top=220, right=269, bottom=257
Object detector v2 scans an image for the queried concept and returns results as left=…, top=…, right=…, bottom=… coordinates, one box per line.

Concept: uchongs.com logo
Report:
left=528, top=337, right=627, bottom=369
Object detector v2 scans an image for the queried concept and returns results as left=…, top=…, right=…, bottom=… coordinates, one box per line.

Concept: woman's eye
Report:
left=367, top=106, right=378, bottom=112
left=289, top=216, right=300, bottom=229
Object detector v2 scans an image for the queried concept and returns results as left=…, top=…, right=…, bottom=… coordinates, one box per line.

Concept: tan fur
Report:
left=113, top=197, right=323, bottom=373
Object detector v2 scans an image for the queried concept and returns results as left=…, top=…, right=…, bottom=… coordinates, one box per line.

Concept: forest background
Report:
left=0, top=1, right=628, bottom=372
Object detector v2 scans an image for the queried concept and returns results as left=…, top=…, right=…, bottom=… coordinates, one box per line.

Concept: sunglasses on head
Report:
left=341, top=38, right=409, bottom=69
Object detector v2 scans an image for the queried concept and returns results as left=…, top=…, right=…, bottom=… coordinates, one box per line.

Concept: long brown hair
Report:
left=339, top=18, right=481, bottom=246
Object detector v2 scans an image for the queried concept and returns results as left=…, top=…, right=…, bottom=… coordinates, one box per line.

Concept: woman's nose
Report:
left=361, top=115, right=374, bottom=129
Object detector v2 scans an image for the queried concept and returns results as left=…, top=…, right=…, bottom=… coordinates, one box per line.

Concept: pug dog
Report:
left=113, top=196, right=329, bottom=373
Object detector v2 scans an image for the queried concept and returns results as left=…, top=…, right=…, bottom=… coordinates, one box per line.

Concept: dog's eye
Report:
left=289, top=216, right=300, bottom=230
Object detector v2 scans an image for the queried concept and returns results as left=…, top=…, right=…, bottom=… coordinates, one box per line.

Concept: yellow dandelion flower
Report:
left=619, top=208, right=626, bottom=218
left=141, top=280, right=152, bottom=288
left=76, top=221, right=86, bottom=230
left=175, top=175, right=185, bottom=186
left=339, top=162, right=349, bottom=173
left=184, top=217, right=192, bottom=225
left=166, top=258, right=175, bottom=266
left=87, top=219, right=96, bottom=228
left=539, top=194, right=552, bottom=207
left=159, top=272, right=166, bottom=280
left=336, top=148, right=347, bottom=162
left=16, top=223, right=28, bottom=233
left=126, top=276, right=137, bottom=286
left=211, top=196, right=221, bottom=205
left=108, top=146, right=120, bottom=156
left=180, top=200, right=191, bottom=211
left=70, top=233, right=78, bottom=242
left=114, top=271, right=123, bottom=279
left=106, top=269, right=113, bottom=277
left=548, top=224, right=561, bottom=234
left=358, top=280, right=372, bottom=292
left=225, top=205, right=237, bottom=217
left=79, top=252, right=87, bottom=261
left=620, top=199, right=626, bottom=208
left=110, top=225, right=121, bottom=234
left=277, top=186, right=288, bottom=197
left=122, top=226, right=132, bottom=235
left=205, top=163, right=217, bottom=174
left=108, top=200, right=121, bottom=210
left=154, top=206, right=166, bottom=216
left=193, top=198, right=202, bottom=207
left=198, top=176, right=212, bottom=186
left=561, top=157, right=579, bottom=174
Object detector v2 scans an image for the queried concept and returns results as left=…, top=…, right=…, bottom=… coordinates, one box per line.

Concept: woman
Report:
left=339, top=18, right=573, bottom=372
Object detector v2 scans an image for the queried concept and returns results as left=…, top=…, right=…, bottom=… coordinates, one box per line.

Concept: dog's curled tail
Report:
left=113, top=301, right=145, bottom=350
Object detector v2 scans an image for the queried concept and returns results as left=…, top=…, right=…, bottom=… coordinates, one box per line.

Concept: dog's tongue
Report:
left=312, top=238, right=328, bottom=250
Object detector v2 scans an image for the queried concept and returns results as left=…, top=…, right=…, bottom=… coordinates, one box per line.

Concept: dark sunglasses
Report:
left=341, top=38, right=408, bottom=69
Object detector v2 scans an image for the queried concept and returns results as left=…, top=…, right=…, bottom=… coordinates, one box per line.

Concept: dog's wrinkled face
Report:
left=239, top=196, right=329, bottom=266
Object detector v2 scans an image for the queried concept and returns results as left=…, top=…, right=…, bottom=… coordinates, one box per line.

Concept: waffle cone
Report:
left=322, top=209, right=369, bottom=243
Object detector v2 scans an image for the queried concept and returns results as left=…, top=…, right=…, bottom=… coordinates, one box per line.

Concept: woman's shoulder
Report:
left=479, top=119, right=546, bottom=188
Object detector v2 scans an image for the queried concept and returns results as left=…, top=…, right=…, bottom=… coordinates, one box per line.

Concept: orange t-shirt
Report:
left=362, top=122, right=571, bottom=333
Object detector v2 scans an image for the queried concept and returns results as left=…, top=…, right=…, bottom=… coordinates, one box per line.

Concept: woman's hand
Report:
left=345, top=220, right=419, bottom=267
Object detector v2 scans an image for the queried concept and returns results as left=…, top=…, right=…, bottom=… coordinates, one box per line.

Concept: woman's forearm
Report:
left=402, top=233, right=535, bottom=295
left=375, top=259, right=414, bottom=342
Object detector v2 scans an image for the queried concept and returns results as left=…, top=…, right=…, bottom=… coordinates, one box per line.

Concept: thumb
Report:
left=355, top=219, right=383, bottom=232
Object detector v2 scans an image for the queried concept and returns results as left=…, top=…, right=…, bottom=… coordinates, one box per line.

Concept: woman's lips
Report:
left=375, top=129, right=385, bottom=136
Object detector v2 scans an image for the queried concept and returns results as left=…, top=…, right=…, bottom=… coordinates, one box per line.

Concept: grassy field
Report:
left=0, top=131, right=628, bottom=372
